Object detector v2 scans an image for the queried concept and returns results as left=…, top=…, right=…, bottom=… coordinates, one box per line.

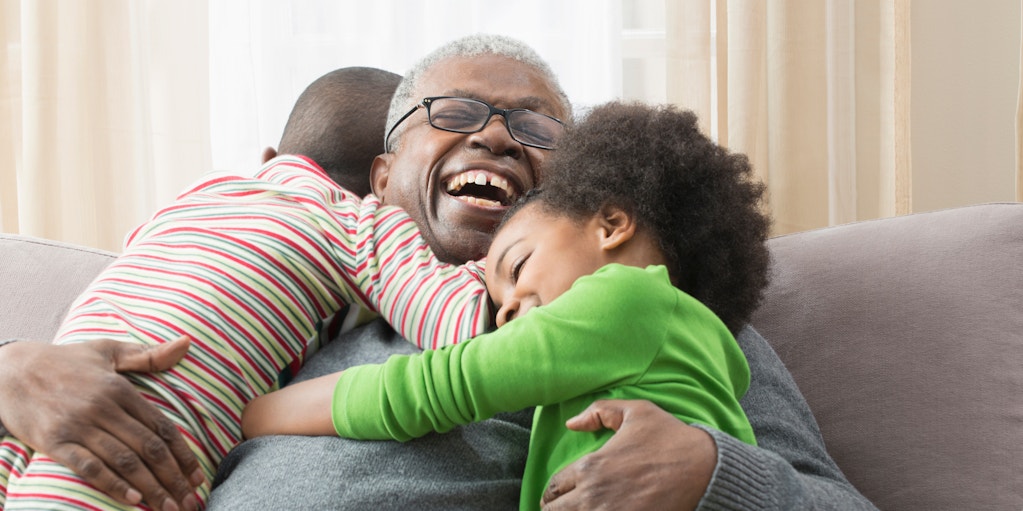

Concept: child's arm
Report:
left=343, top=199, right=492, bottom=349
left=262, top=156, right=491, bottom=350
left=331, top=265, right=747, bottom=442
left=241, top=372, right=343, bottom=438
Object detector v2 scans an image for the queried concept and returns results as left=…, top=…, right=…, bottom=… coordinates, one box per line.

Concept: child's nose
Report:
left=495, top=298, right=518, bottom=328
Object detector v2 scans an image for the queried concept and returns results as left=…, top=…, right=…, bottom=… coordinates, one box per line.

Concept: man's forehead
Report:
left=415, top=55, right=566, bottom=118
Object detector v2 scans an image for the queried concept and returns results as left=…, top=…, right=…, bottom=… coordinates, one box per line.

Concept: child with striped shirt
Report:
left=0, top=68, right=495, bottom=510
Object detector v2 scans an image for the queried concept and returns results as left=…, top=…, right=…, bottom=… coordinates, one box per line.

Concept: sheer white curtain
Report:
left=208, top=0, right=624, bottom=173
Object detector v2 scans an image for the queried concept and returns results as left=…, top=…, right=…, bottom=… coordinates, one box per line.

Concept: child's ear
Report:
left=261, top=147, right=278, bottom=164
left=369, top=153, right=394, bottom=200
left=598, top=204, right=637, bottom=251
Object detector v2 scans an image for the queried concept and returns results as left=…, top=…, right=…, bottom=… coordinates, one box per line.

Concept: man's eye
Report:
left=515, top=120, right=553, bottom=138
left=432, top=108, right=481, bottom=129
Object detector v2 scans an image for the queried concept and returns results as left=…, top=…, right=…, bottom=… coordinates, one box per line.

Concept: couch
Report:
left=2, top=202, right=1021, bottom=510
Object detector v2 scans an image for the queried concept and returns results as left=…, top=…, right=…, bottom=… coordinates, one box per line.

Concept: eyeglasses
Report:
left=384, top=96, right=565, bottom=152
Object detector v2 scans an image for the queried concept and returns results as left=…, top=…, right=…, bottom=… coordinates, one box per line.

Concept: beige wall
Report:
left=911, top=0, right=1020, bottom=212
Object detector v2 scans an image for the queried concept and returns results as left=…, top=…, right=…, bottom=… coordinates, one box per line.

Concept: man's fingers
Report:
left=82, top=428, right=201, bottom=511
left=0, top=339, right=199, bottom=509
left=54, top=441, right=150, bottom=507
left=103, top=333, right=202, bottom=495
left=117, top=386, right=205, bottom=492
left=102, top=407, right=203, bottom=509
left=96, top=334, right=203, bottom=507
left=541, top=462, right=579, bottom=508
left=109, top=335, right=191, bottom=373
left=564, top=399, right=630, bottom=432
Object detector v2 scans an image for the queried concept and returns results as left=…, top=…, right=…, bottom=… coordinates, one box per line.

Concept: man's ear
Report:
left=598, top=204, right=637, bottom=251
left=261, top=147, right=278, bottom=164
left=369, top=153, right=394, bottom=200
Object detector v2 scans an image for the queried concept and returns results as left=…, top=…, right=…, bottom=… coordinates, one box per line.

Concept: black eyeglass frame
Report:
left=384, top=96, right=565, bottom=152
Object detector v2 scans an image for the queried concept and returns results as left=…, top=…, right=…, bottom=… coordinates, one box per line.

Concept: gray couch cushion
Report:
left=750, top=202, right=1023, bottom=511
left=0, top=233, right=115, bottom=342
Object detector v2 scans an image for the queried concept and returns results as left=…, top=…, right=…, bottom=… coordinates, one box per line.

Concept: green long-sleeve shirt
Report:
left=333, top=264, right=755, bottom=510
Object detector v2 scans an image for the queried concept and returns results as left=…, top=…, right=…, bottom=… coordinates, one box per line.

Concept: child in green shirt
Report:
left=242, top=101, right=771, bottom=511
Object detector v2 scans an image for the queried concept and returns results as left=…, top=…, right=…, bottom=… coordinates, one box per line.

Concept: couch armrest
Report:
left=0, top=233, right=116, bottom=342
left=750, top=202, right=1023, bottom=510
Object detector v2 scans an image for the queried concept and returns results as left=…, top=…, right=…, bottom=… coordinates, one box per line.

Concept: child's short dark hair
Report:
left=522, top=101, right=771, bottom=333
left=279, top=67, right=401, bottom=196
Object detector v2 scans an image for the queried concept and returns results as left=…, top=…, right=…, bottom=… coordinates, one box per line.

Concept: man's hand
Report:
left=541, top=399, right=716, bottom=511
left=0, top=337, right=204, bottom=511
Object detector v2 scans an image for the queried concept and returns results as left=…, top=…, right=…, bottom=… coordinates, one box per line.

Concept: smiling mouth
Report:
left=445, top=171, right=520, bottom=207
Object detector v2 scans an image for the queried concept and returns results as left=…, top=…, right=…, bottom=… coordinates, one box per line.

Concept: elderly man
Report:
left=0, top=35, right=875, bottom=510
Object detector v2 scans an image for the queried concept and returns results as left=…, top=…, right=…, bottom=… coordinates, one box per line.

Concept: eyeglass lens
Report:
left=427, top=97, right=562, bottom=149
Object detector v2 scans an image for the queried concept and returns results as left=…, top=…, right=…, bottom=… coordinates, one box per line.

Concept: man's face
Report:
left=371, top=54, right=569, bottom=264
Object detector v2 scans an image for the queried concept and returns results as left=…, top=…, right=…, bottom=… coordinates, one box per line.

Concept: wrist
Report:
left=693, top=426, right=775, bottom=511
left=0, top=339, right=18, bottom=436
left=0, top=339, right=24, bottom=435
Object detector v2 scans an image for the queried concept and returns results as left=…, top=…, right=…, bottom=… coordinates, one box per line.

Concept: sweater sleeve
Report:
left=331, top=265, right=677, bottom=441
left=694, top=326, right=877, bottom=510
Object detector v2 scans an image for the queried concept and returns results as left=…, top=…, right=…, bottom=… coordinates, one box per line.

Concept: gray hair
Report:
left=385, top=33, right=572, bottom=152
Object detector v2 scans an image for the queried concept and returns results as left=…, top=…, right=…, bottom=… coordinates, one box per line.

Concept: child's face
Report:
left=485, top=203, right=607, bottom=327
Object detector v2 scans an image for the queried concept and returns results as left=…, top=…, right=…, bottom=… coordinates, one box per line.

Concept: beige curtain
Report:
left=665, top=0, right=912, bottom=235
left=1018, top=0, right=1023, bottom=202
left=0, top=0, right=211, bottom=252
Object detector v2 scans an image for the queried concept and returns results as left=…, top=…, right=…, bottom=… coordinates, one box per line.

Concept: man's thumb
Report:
left=564, top=400, right=627, bottom=433
left=112, top=335, right=191, bottom=373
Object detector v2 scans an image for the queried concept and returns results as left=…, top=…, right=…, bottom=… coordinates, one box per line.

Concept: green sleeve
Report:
left=332, top=265, right=679, bottom=440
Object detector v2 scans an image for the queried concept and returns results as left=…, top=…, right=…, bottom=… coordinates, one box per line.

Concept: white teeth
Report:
left=456, top=195, right=501, bottom=207
left=445, top=171, right=517, bottom=204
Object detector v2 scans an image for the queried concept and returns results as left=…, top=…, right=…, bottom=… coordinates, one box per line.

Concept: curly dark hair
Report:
left=517, top=101, right=771, bottom=334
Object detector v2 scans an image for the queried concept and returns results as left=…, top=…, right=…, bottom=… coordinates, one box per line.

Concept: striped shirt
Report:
left=0, top=155, right=490, bottom=507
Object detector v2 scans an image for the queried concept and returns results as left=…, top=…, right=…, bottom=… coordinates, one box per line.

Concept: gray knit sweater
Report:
left=209, top=320, right=877, bottom=510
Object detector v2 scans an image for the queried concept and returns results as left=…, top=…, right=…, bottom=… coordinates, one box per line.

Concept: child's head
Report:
left=486, top=196, right=669, bottom=327
left=277, top=67, right=402, bottom=196
left=485, top=101, right=771, bottom=333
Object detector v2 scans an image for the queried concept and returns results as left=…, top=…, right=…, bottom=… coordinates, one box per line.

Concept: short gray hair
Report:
left=385, top=33, right=572, bottom=152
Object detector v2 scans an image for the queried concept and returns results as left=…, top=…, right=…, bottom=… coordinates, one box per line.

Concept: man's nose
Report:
left=468, top=116, right=522, bottom=158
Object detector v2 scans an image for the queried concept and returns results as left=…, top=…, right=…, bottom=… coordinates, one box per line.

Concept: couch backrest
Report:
left=750, top=202, right=1023, bottom=510
left=0, top=233, right=116, bottom=342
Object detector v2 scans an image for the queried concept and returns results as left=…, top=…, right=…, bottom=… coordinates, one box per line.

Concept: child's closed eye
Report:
left=511, top=254, right=530, bottom=283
